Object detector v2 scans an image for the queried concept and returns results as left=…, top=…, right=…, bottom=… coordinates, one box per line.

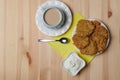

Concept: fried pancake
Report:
left=80, top=40, right=97, bottom=55
left=92, top=20, right=108, bottom=38
left=92, top=22, right=108, bottom=52
left=92, top=33, right=108, bottom=52
left=72, top=34, right=90, bottom=49
left=95, top=25, right=108, bottom=38
left=76, top=20, right=95, bottom=37
left=92, top=20, right=100, bottom=26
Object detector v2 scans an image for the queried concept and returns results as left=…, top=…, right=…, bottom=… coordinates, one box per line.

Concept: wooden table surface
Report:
left=0, top=0, right=120, bottom=80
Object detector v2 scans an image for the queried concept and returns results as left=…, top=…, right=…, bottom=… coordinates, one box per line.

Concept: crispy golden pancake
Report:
left=92, top=35, right=107, bottom=52
left=91, top=22, right=108, bottom=52
left=95, top=25, right=108, bottom=38
left=76, top=20, right=95, bottom=37
left=72, top=34, right=90, bottom=49
left=92, top=20, right=100, bottom=26
left=80, top=40, right=97, bottom=55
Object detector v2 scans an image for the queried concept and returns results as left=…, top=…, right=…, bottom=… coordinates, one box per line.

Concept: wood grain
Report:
left=0, top=0, right=120, bottom=80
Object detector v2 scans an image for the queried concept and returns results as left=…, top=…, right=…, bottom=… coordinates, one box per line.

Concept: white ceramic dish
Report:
left=72, top=19, right=110, bottom=56
left=36, top=0, right=72, bottom=36
left=62, top=52, right=86, bottom=76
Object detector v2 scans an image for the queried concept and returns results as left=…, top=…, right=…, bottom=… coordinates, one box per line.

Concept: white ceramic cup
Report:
left=42, top=7, right=65, bottom=29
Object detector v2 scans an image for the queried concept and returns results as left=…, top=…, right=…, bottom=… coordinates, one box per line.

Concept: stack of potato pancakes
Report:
left=72, top=20, right=109, bottom=55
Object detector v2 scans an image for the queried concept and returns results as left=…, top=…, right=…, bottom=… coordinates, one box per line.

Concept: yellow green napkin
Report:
left=49, top=13, right=95, bottom=63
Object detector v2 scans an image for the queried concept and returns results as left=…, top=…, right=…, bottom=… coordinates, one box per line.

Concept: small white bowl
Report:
left=62, top=52, right=86, bottom=76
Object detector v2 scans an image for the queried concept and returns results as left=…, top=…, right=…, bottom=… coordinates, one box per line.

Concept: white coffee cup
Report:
left=42, top=7, right=65, bottom=29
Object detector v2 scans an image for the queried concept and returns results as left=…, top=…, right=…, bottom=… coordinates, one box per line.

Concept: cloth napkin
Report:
left=48, top=13, right=95, bottom=63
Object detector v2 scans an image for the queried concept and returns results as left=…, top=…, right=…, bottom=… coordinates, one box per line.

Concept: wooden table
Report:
left=0, top=0, right=120, bottom=80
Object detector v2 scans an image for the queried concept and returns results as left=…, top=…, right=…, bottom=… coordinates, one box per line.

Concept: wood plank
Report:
left=16, top=0, right=29, bottom=80
left=0, top=0, right=5, bottom=80
left=28, top=0, right=40, bottom=80
left=107, top=0, right=120, bottom=80
left=20, top=0, right=30, bottom=79
left=5, top=0, right=18, bottom=80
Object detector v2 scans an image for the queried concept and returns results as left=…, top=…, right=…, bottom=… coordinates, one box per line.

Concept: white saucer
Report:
left=72, top=19, right=110, bottom=56
left=36, top=0, right=72, bottom=36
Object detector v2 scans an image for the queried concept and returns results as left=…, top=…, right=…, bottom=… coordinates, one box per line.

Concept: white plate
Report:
left=36, top=0, right=72, bottom=36
left=72, top=19, right=110, bottom=56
